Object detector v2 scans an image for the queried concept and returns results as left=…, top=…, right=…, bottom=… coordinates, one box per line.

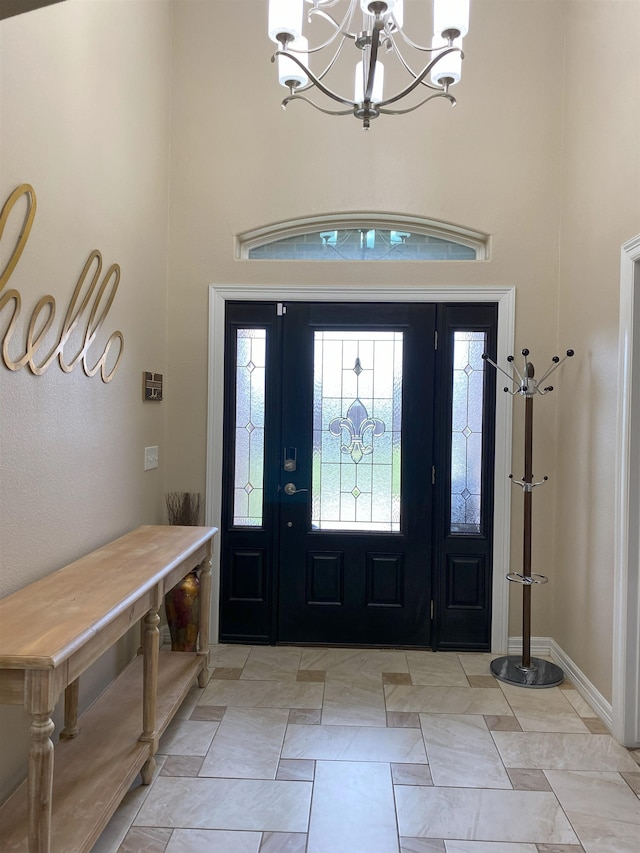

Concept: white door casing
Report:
left=205, top=284, right=516, bottom=653
left=613, top=234, right=640, bottom=747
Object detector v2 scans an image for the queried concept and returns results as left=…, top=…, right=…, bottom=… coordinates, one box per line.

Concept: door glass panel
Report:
left=451, top=330, right=486, bottom=534
left=233, top=328, right=266, bottom=526
left=312, top=330, right=403, bottom=531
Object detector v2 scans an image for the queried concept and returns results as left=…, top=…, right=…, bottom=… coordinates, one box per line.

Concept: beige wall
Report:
left=167, top=0, right=566, bottom=631
left=0, top=0, right=173, bottom=800
left=554, top=0, right=640, bottom=698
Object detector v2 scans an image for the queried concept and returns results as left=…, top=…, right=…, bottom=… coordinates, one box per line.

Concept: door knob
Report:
left=284, top=482, right=308, bottom=496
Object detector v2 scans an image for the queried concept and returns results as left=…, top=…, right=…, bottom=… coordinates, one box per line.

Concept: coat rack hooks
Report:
left=483, top=347, right=574, bottom=688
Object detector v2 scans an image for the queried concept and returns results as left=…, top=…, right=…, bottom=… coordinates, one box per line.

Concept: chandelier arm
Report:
left=274, top=50, right=355, bottom=108
left=391, top=41, right=455, bottom=91
left=304, top=0, right=360, bottom=52
left=377, top=92, right=456, bottom=116
left=392, top=27, right=441, bottom=53
left=295, top=28, right=353, bottom=92
left=377, top=47, right=461, bottom=108
left=281, top=93, right=354, bottom=116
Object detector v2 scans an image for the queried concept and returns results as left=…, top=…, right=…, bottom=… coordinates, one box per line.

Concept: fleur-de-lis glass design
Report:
left=313, top=332, right=402, bottom=532
left=328, top=360, right=386, bottom=462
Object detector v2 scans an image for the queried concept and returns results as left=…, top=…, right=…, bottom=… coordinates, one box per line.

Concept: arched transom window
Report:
left=237, top=215, right=488, bottom=261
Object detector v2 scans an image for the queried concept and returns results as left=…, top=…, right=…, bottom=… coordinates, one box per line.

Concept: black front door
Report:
left=219, top=300, right=497, bottom=650
left=277, top=302, right=436, bottom=646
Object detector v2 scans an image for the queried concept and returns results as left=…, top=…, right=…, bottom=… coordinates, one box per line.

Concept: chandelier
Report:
left=268, top=0, right=470, bottom=129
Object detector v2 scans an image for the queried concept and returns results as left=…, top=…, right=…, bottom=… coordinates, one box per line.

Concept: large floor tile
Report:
left=199, top=707, right=288, bottom=779
left=420, top=714, right=511, bottom=788
left=444, top=844, right=539, bottom=852
left=208, top=644, right=252, bottom=669
left=395, top=787, right=579, bottom=844
left=322, top=670, right=387, bottom=726
left=406, top=651, right=469, bottom=687
left=385, top=684, right=512, bottom=715
left=545, top=770, right=640, bottom=852
left=300, top=648, right=409, bottom=673
left=456, top=654, right=496, bottom=676
left=282, top=723, right=427, bottom=763
left=492, top=732, right=640, bottom=771
left=240, top=647, right=302, bottom=681
left=199, top=679, right=324, bottom=709
left=116, top=827, right=172, bottom=853
left=308, top=761, right=399, bottom=853
left=498, top=684, right=589, bottom=733
left=158, top=719, right=219, bottom=756
left=164, top=829, right=261, bottom=853
left=562, top=689, right=597, bottom=718
left=134, top=777, right=311, bottom=832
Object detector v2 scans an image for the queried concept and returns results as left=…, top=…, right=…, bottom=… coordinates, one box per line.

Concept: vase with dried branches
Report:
left=165, top=491, right=202, bottom=652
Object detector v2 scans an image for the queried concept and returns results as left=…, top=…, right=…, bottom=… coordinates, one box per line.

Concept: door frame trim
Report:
left=206, top=284, right=516, bottom=652
left=613, top=234, right=640, bottom=747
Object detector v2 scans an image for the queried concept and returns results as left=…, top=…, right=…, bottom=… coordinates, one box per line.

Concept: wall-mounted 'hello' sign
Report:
left=0, top=183, right=124, bottom=383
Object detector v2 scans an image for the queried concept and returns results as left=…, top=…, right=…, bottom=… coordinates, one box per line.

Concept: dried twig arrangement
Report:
left=165, top=492, right=201, bottom=526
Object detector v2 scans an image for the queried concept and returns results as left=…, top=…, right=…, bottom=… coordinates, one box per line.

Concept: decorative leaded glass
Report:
left=248, top=229, right=477, bottom=261
left=312, top=331, right=403, bottom=531
left=233, top=329, right=266, bottom=526
left=450, top=331, right=486, bottom=534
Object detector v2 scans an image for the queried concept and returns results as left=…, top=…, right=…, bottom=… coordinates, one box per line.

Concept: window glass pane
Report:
left=312, top=331, right=403, bottom=531
left=450, top=330, right=486, bottom=534
left=233, top=329, right=266, bottom=526
left=248, top=229, right=477, bottom=260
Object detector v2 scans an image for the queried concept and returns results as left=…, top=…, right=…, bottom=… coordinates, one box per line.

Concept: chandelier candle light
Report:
left=268, top=0, right=470, bottom=128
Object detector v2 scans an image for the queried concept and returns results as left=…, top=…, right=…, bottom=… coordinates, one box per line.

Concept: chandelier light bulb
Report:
left=354, top=59, right=385, bottom=104
left=268, top=0, right=304, bottom=44
left=360, top=0, right=397, bottom=16
left=430, top=35, right=463, bottom=86
left=391, top=0, right=404, bottom=30
left=278, top=38, right=309, bottom=89
left=433, top=0, right=470, bottom=39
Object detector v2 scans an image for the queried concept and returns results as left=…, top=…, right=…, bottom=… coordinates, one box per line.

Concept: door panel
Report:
left=433, top=305, right=497, bottom=649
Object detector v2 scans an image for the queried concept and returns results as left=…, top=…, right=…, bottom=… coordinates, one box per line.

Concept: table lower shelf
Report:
left=0, top=651, right=206, bottom=853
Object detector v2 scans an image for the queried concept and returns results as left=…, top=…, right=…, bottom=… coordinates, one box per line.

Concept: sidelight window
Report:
left=232, top=328, right=266, bottom=527
left=450, top=330, right=487, bottom=534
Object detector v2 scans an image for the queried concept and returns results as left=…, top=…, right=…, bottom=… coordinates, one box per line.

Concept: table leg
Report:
left=197, top=556, right=212, bottom=688
left=59, top=678, right=80, bottom=740
left=27, top=710, right=55, bottom=853
left=140, top=605, right=160, bottom=784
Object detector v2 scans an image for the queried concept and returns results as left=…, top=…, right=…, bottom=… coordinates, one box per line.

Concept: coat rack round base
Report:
left=490, top=654, right=564, bottom=688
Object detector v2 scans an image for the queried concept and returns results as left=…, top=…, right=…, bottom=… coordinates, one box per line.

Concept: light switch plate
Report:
left=144, top=446, right=159, bottom=471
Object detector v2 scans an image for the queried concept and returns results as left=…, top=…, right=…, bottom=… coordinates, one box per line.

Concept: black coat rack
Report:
left=483, top=347, right=574, bottom=688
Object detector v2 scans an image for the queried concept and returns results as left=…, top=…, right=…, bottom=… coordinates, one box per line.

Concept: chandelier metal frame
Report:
left=268, top=0, right=469, bottom=129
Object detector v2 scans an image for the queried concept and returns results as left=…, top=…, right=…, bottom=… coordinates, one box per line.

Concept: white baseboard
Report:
left=507, top=635, right=613, bottom=731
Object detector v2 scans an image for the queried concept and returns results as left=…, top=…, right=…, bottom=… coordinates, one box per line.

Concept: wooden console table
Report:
left=0, top=524, right=217, bottom=853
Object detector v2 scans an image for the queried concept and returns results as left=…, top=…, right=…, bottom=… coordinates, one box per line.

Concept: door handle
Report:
left=283, top=482, right=308, bottom=496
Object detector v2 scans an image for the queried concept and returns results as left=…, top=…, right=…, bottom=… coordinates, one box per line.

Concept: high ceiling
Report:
left=1, top=0, right=66, bottom=22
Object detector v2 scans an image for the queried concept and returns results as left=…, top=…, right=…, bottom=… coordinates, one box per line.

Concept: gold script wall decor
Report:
left=0, top=183, right=125, bottom=382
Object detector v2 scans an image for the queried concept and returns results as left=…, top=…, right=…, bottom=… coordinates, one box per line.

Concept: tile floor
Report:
left=91, top=645, right=640, bottom=853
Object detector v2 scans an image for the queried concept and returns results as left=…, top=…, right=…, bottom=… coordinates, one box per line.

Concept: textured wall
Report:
left=0, top=0, right=173, bottom=801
